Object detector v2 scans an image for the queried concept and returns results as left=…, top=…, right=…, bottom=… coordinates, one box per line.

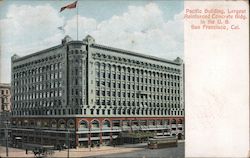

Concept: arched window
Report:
left=178, top=119, right=183, bottom=124
left=30, top=120, right=35, bottom=126
left=171, top=119, right=176, bottom=124
left=91, top=120, right=100, bottom=128
left=58, top=119, right=66, bottom=129
left=102, top=120, right=110, bottom=128
left=67, top=119, right=75, bottom=128
left=23, top=120, right=28, bottom=126
left=43, top=121, right=49, bottom=127
left=79, top=120, right=88, bottom=128
left=51, top=120, right=57, bottom=128
left=165, top=119, right=170, bottom=125
left=37, top=120, right=41, bottom=127
left=95, top=62, right=100, bottom=68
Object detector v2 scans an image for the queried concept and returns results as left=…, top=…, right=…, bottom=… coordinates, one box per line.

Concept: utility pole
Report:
left=67, top=129, right=70, bottom=158
left=4, top=119, right=9, bottom=157
left=89, top=128, right=91, bottom=151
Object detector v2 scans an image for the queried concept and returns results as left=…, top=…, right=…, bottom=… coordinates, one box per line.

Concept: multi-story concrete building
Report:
left=11, top=35, right=184, bottom=148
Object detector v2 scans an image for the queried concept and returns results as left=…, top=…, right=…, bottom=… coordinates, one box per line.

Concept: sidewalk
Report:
left=53, top=146, right=143, bottom=157
left=0, top=146, right=34, bottom=157
left=0, top=145, right=143, bottom=158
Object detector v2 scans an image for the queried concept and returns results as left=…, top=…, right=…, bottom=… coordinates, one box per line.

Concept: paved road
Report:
left=1, top=142, right=184, bottom=158
left=87, top=142, right=184, bottom=158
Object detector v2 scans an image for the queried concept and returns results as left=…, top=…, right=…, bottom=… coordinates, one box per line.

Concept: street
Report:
left=87, top=142, right=184, bottom=158
left=0, top=142, right=184, bottom=158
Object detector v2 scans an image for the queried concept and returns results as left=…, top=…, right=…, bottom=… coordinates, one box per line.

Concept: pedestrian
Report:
left=26, top=148, right=28, bottom=154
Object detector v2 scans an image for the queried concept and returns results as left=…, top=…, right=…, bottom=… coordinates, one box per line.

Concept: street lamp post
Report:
left=4, top=119, right=10, bottom=157
left=89, top=128, right=91, bottom=151
left=5, top=123, right=8, bottom=157
left=67, top=129, right=70, bottom=158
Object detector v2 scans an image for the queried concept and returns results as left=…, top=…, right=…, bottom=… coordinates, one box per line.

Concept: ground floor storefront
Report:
left=10, top=116, right=184, bottom=149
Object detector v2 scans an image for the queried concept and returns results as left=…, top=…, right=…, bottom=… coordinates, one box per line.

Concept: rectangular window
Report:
left=96, top=72, right=100, bottom=77
left=96, top=81, right=100, bottom=86
left=75, top=68, right=78, bottom=75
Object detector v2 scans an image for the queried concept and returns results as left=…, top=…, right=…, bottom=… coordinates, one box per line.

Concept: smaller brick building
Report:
left=0, top=83, right=11, bottom=145
left=0, top=83, right=11, bottom=112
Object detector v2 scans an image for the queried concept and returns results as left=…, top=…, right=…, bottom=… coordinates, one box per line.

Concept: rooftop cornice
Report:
left=67, top=40, right=85, bottom=45
left=0, top=83, right=11, bottom=88
left=92, top=44, right=182, bottom=65
left=12, top=44, right=63, bottom=62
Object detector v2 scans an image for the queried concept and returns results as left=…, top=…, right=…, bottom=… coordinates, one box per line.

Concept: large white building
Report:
left=11, top=35, right=184, bottom=148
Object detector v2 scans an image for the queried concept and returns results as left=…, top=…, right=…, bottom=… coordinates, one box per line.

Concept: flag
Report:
left=58, top=23, right=66, bottom=33
left=60, top=1, right=77, bottom=12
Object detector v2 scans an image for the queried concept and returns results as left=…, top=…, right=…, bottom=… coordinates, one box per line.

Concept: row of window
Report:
left=1, top=89, right=9, bottom=95
left=90, top=108, right=184, bottom=116
left=79, top=119, right=183, bottom=128
left=96, top=71, right=180, bottom=80
left=12, top=118, right=183, bottom=130
left=12, top=108, right=184, bottom=116
left=13, top=100, right=62, bottom=109
left=96, top=85, right=180, bottom=93
left=13, top=90, right=62, bottom=101
left=13, top=62, right=62, bottom=78
left=1, top=97, right=9, bottom=103
left=13, top=53, right=63, bottom=70
left=95, top=100, right=181, bottom=107
left=96, top=79, right=180, bottom=88
left=14, top=82, right=62, bottom=94
left=94, top=60, right=181, bottom=74
left=71, top=97, right=84, bottom=105
left=13, top=72, right=62, bottom=86
left=96, top=92, right=180, bottom=100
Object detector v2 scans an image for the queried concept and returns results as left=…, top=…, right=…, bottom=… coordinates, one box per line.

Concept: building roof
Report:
left=91, top=43, right=182, bottom=65
left=0, top=83, right=11, bottom=88
left=12, top=35, right=183, bottom=65
left=12, top=44, right=63, bottom=62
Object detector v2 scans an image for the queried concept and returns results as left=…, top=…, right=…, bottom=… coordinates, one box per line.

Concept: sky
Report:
left=0, top=0, right=184, bottom=83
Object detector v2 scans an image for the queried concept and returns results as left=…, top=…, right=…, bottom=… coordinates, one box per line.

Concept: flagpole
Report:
left=77, top=1, right=79, bottom=40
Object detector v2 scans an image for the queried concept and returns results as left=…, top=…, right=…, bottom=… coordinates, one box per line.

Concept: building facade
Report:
left=0, top=83, right=11, bottom=112
left=11, top=35, right=184, bottom=148
left=0, top=83, right=11, bottom=146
